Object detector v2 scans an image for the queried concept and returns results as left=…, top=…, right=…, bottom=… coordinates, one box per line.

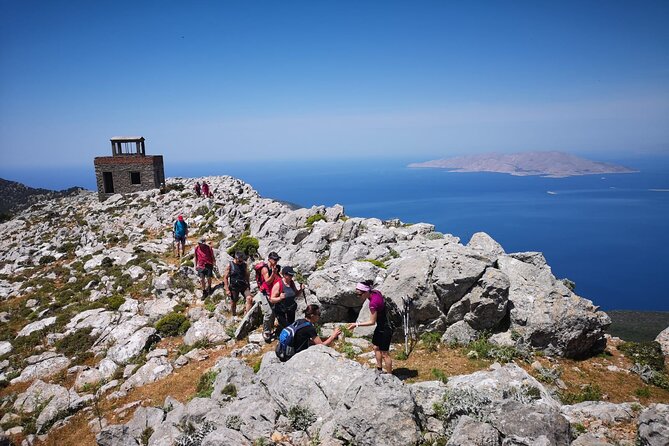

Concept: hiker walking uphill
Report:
left=254, top=251, right=282, bottom=342
left=269, top=266, right=305, bottom=330
left=275, top=304, right=341, bottom=362
left=348, top=280, right=394, bottom=374
left=201, top=181, right=211, bottom=198
left=194, top=237, right=216, bottom=297
left=223, top=251, right=253, bottom=317
left=173, top=215, right=188, bottom=257
left=194, top=181, right=201, bottom=197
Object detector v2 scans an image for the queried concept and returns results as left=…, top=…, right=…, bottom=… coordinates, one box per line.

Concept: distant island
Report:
left=408, top=151, right=638, bottom=178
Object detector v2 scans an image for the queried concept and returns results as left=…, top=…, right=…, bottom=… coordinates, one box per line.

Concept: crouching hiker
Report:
left=223, top=251, right=253, bottom=317
left=254, top=251, right=282, bottom=342
left=194, top=237, right=215, bottom=297
left=348, top=280, right=393, bottom=374
left=276, top=304, right=341, bottom=361
left=270, top=266, right=304, bottom=330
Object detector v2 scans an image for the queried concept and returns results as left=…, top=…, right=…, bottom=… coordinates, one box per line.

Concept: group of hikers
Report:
left=173, top=213, right=394, bottom=374
left=194, top=181, right=213, bottom=198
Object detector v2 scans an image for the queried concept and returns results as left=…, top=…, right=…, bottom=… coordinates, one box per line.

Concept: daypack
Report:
left=275, top=319, right=312, bottom=362
left=254, top=261, right=268, bottom=290
left=173, top=220, right=187, bottom=237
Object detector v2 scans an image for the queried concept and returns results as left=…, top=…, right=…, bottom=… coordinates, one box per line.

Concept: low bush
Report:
left=227, top=235, right=259, bottom=258
left=431, top=368, right=448, bottom=384
left=155, top=313, right=190, bottom=337
left=421, top=332, right=442, bottom=352
left=103, top=295, right=126, bottom=311
left=360, top=258, right=387, bottom=269
left=559, top=384, right=602, bottom=405
left=619, top=341, right=665, bottom=371
left=39, top=255, right=56, bottom=265
left=55, top=327, right=96, bottom=364
left=305, top=214, right=327, bottom=228
left=287, top=405, right=316, bottom=431
left=195, top=370, right=218, bottom=398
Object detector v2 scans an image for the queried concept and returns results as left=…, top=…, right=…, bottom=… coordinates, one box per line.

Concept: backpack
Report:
left=174, top=220, right=187, bottom=237
left=254, top=261, right=268, bottom=290
left=275, top=319, right=312, bottom=362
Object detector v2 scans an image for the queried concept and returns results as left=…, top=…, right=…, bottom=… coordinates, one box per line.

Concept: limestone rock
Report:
left=0, top=341, right=12, bottom=357
left=16, top=316, right=56, bottom=337
left=655, top=327, right=669, bottom=357
left=446, top=415, right=500, bottom=446
left=106, top=327, right=158, bottom=365
left=12, top=352, right=71, bottom=383
left=637, top=404, right=669, bottom=446
left=120, top=356, right=174, bottom=393
left=183, top=318, right=231, bottom=346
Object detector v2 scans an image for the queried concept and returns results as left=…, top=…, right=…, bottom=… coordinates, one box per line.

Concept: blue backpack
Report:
left=174, top=220, right=187, bottom=237
left=275, top=320, right=312, bottom=362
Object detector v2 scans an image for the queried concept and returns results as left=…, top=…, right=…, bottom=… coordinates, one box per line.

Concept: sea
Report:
left=2, top=155, right=668, bottom=312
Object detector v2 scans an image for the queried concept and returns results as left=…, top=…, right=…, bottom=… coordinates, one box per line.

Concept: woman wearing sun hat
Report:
left=348, top=280, right=393, bottom=374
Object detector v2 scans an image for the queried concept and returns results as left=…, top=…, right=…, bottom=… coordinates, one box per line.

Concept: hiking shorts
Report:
left=372, top=327, right=393, bottom=352
left=197, top=265, right=213, bottom=278
left=175, top=235, right=186, bottom=244
left=230, top=288, right=252, bottom=302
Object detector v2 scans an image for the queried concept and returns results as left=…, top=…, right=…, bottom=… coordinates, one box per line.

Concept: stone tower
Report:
left=93, top=136, right=165, bottom=200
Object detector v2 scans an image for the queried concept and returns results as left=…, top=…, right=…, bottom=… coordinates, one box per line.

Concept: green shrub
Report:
left=100, top=257, right=114, bottom=268
left=619, top=341, right=666, bottom=371
left=395, top=350, right=409, bottom=360
left=227, top=235, right=259, bottom=258
left=155, top=313, right=190, bottom=337
left=103, top=295, right=126, bottom=311
left=561, top=278, right=576, bottom=291
left=39, top=255, right=56, bottom=265
left=340, top=342, right=357, bottom=359
left=360, top=258, right=387, bottom=269
left=195, top=370, right=218, bottom=398
left=221, top=383, right=237, bottom=398
left=421, top=332, right=442, bottom=352
left=140, top=427, right=154, bottom=445
left=431, top=368, right=448, bottom=384
left=251, top=359, right=262, bottom=374
left=426, top=232, right=445, bottom=240
left=55, top=327, right=96, bottom=364
left=559, top=384, right=602, bottom=405
left=305, top=214, right=326, bottom=228
left=287, top=405, right=316, bottom=431
left=635, top=386, right=651, bottom=398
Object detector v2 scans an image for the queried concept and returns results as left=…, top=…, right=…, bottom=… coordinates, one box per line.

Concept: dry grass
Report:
left=9, top=332, right=667, bottom=446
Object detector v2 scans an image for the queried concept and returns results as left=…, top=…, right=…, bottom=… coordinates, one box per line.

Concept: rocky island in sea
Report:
left=0, top=176, right=667, bottom=446
left=408, top=151, right=638, bottom=178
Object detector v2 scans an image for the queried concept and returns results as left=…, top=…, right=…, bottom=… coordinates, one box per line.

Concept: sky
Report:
left=1, top=0, right=668, bottom=168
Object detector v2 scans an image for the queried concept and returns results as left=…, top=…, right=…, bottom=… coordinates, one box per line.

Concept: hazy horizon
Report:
left=1, top=1, right=668, bottom=168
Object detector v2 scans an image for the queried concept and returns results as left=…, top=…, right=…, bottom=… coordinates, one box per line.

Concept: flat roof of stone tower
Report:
left=110, top=136, right=145, bottom=141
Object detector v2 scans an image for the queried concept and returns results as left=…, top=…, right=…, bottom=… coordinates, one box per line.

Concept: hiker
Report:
left=173, top=215, right=188, bottom=257
left=201, top=181, right=211, bottom=198
left=223, top=251, right=253, bottom=317
left=254, top=251, right=282, bottom=342
left=276, top=305, right=341, bottom=361
left=348, top=280, right=393, bottom=374
left=194, top=181, right=201, bottom=197
left=194, top=237, right=216, bottom=297
left=269, top=266, right=304, bottom=330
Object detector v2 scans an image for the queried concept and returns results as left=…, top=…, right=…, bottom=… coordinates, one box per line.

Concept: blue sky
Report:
left=1, top=0, right=668, bottom=168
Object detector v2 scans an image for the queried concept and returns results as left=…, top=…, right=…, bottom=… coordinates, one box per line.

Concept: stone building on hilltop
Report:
left=93, top=136, right=165, bottom=200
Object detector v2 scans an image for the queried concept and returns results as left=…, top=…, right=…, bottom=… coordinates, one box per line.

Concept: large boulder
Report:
left=11, top=352, right=71, bottom=383
left=183, top=318, right=231, bottom=346
left=637, top=404, right=669, bottom=446
left=16, top=316, right=56, bottom=337
left=14, top=380, right=85, bottom=433
left=497, top=255, right=610, bottom=358
left=655, top=327, right=669, bottom=358
left=106, top=327, right=158, bottom=365
left=258, top=346, right=421, bottom=446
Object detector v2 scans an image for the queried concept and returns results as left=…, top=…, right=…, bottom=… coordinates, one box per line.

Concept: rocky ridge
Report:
left=0, top=176, right=665, bottom=446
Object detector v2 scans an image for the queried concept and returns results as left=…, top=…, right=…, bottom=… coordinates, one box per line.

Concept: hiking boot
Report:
left=263, top=332, right=272, bottom=343
left=202, top=288, right=209, bottom=298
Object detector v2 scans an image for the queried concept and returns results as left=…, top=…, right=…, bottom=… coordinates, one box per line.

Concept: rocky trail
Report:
left=0, top=176, right=667, bottom=446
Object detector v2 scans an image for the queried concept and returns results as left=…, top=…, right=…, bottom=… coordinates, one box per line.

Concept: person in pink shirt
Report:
left=194, top=237, right=216, bottom=297
left=348, top=280, right=393, bottom=374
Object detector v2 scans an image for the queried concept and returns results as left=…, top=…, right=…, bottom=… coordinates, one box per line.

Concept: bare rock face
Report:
left=12, top=352, right=71, bottom=383
left=13, top=380, right=86, bottom=433
left=183, top=317, right=231, bottom=346
left=497, top=255, right=610, bottom=358
left=637, top=404, right=669, bottom=446
left=655, top=327, right=669, bottom=357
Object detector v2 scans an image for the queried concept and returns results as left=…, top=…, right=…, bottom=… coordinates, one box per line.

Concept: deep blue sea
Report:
left=2, top=155, right=668, bottom=311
